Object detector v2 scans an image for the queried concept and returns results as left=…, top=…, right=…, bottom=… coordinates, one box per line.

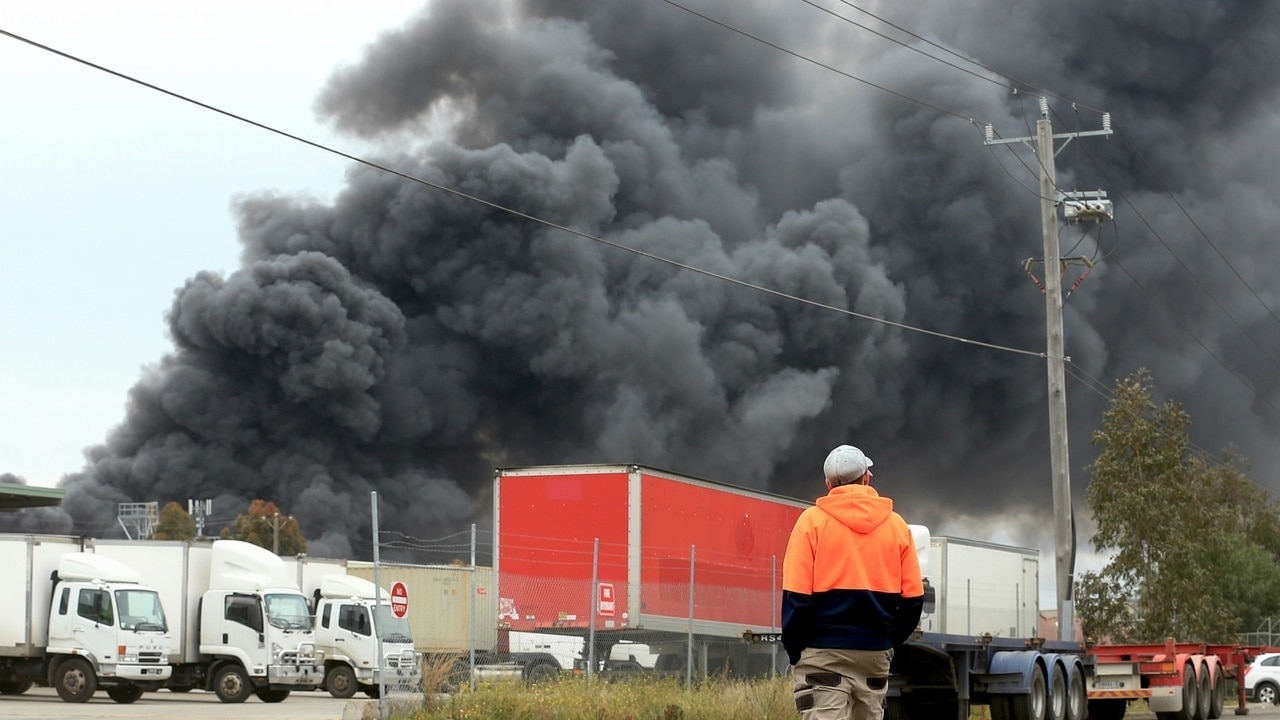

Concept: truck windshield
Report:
left=114, top=589, right=167, bottom=632
left=264, top=593, right=313, bottom=630
left=372, top=605, right=414, bottom=644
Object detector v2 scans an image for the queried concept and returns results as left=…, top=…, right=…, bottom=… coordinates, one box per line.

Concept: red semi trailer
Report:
left=494, top=463, right=804, bottom=677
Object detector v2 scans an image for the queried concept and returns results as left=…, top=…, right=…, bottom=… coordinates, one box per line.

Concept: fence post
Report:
left=687, top=544, right=696, bottom=689
left=771, top=555, right=778, bottom=677
left=589, top=537, right=599, bottom=680
left=469, top=523, right=476, bottom=692
left=371, top=492, right=387, bottom=720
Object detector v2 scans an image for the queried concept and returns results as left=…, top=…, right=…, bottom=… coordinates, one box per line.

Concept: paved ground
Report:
left=0, top=686, right=379, bottom=720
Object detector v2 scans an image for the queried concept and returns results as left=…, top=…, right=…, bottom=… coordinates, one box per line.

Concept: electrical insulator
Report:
left=985, top=124, right=994, bottom=143
left=1102, top=113, right=1111, bottom=132
left=1039, top=96, right=1049, bottom=117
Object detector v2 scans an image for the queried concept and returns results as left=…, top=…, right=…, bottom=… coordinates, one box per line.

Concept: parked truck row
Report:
left=5, top=461, right=1274, bottom=718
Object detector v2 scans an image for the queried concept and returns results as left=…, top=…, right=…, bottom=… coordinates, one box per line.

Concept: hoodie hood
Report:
left=815, top=483, right=894, bottom=534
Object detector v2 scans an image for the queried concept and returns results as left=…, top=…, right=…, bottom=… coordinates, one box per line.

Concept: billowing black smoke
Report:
left=9, top=0, right=1280, bottom=558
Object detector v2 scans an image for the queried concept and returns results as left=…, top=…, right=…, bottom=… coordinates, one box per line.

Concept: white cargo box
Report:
left=0, top=535, right=82, bottom=655
left=919, top=536, right=1039, bottom=638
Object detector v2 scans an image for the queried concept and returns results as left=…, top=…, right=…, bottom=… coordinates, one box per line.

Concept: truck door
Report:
left=51, top=586, right=119, bottom=664
left=222, top=594, right=269, bottom=671
left=336, top=603, right=373, bottom=665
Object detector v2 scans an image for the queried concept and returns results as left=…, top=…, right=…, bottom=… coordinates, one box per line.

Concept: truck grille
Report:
left=385, top=650, right=418, bottom=669
left=138, top=652, right=165, bottom=664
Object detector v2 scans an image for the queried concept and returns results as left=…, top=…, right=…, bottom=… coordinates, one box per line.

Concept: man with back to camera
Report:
left=782, top=445, right=925, bottom=720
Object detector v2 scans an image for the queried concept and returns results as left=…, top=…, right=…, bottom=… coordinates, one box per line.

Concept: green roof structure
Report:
left=0, top=483, right=65, bottom=510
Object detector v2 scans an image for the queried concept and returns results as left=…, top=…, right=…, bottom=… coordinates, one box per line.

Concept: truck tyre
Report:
left=1172, top=664, right=1197, bottom=720
left=1007, top=662, right=1047, bottom=720
left=1195, top=665, right=1212, bottom=720
left=107, top=685, right=144, bottom=704
left=1208, top=670, right=1225, bottom=718
left=1049, top=663, right=1067, bottom=720
left=525, top=661, right=559, bottom=684
left=254, top=688, right=290, bottom=703
left=1065, top=666, right=1086, bottom=720
left=363, top=684, right=381, bottom=699
left=327, top=665, right=358, bottom=699
left=0, top=679, right=32, bottom=695
left=54, top=658, right=98, bottom=703
left=1086, top=699, right=1127, bottom=720
left=212, top=665, right=252, bottom=704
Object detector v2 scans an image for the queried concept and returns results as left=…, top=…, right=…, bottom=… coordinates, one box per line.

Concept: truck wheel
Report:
left=212, top=665, right=252, bottom=704
left=1172, top=664, right=1197, bottom=720
left=0, top=679, right=32, bottom=695
left=254, top=688, right=290, bottom=703
left=1049, top=663, right=1067, bottom=720
left=363, top=684, right=381, bottom=699
left=1208, top=670, right=1225, bottom=719
left=54, top=658, right=98, bottom=703
left=327, top=665, right=358, bottom=699
left=525, top=662, right=559, bottom=684
left=1195, top=665, right=1212, bottom=720
left=1064, top=667, right=1086, bottom=720
left=107, top=685, right=144, bottom=704
left=1007, top=662, right=1047, bottom=720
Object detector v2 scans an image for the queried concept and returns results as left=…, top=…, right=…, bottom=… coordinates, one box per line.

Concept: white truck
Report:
left=284, top=556, right=421, bottom=698
left=0, top=534, right=172, bottom=704
left=89, top=538, right=321, bottom=703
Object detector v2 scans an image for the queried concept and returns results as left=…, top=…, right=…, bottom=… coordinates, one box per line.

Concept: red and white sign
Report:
left=390, top=581, right=409, bottom=618
left=598, top=583, right=615, bottom=617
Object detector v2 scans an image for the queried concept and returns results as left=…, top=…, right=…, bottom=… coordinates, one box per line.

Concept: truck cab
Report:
left=45, top=553, right=172, bottom=703
left=312, top=574, right=420, bottom=698
left=197, top=540, right=321, bottom=702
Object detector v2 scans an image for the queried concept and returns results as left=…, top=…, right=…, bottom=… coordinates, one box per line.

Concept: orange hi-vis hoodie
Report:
left=781, top=483, right=924, bottom=665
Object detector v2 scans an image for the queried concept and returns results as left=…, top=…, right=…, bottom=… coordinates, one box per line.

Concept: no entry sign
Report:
left=390, top=580, right=409, bottom=618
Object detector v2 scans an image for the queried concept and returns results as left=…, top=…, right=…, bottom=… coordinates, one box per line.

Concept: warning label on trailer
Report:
left=598, top=583, right=615, bottom=616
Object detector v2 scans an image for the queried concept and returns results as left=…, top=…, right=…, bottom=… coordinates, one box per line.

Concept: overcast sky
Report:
left=1, top=1, right=425, bottom=488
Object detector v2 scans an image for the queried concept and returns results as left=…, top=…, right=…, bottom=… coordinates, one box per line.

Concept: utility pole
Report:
left=262, top=511, right=293, bottom=554
left=985, top=98, right=1112, bottom=641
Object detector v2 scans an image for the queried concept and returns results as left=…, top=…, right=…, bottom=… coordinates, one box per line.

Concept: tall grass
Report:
left=406, top=675, right=796, bottom=720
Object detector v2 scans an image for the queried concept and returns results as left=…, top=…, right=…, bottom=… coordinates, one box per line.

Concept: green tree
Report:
left=220, top=499, right=307, bottom=556
left=150, top=501, right=197, bottom=541
left=1077, top=369, right=1240, bottom=643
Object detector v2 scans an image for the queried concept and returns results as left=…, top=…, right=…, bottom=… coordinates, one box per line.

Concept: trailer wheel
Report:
left=54, top=658, right=98, bottom=703
left=1086, top=699, right=1127, bottom=720
left=1195, top=664, right=1212, bottom=720
left=1048, top=663, right=1067, bottom=720
left=107, top=685, right=144, bottom=704
left=1171, top=663, right=1198, bottom=720
left=254, top=688, right=290, bottom=703
left=212, top=665, right=251, bottom=703
left=1207, top=669, right=1225, bottom=719
left=0, top=679, right=32, bottom=695
left=989, top=695, right=1011, bottom=720
left=327, top=665, right=358, bottom=699
left=1007, top=662, right=1047, bottom=720
left=1064, top=666, right=1086, bottom=720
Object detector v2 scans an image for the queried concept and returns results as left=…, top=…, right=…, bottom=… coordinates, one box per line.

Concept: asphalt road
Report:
left=7, top=685, right=1280, bottom=719
left=0, top=686, right=377, bottom=720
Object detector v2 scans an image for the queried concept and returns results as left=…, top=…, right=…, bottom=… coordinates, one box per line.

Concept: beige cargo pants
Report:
left=791, top=647, right=894, bottom=720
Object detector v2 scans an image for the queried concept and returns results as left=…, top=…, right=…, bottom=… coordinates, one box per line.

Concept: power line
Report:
left=659, top=0, right=988, bottom=126
left=0, top=25, right=1049, bottom=361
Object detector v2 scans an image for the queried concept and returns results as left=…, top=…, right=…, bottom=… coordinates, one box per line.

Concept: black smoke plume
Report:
left=9, top=0, right=1280, bottom=559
